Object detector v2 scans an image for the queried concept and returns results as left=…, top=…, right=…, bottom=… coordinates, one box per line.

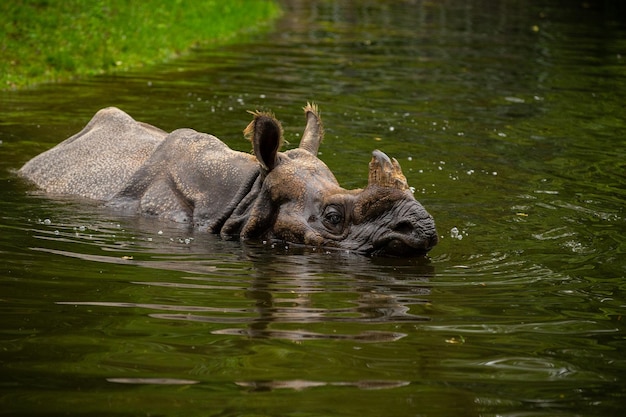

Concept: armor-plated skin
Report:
left=19, top=104, right=438, bottom=257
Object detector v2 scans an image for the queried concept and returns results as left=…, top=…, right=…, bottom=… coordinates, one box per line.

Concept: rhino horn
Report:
left=367, top=150, right=410, bottom=191
left=299, top=102, right=324, bottom=155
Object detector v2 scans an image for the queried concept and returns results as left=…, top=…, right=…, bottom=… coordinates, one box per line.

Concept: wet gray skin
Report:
left=19, top=104, right=438, bottom=257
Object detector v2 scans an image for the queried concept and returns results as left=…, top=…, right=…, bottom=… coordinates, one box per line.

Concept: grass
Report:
left=0, top=0, right=281, bottom=89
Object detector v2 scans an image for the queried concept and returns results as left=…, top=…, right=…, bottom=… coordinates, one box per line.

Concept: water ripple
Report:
left=422, top=320, right=620, bottom=336
left=107, top=377, right=199, bottom=385
left=236, top=379, right=410, bottom=391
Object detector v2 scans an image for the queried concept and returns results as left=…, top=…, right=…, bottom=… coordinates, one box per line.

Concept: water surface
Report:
left=1, top=1, right=625, bottom=416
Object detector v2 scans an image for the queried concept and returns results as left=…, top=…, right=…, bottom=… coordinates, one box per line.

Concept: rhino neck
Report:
left=210, top=169, right=264, bottom=237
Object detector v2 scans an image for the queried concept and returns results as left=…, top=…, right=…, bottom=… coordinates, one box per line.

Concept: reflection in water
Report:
left=50, top=233, right=434, bottom=343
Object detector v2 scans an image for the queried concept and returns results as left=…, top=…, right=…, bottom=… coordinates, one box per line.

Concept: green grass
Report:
left=0, top=0, right=281, bottom=89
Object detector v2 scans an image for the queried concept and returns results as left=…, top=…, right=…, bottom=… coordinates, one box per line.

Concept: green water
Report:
left=1, top=1, right=625, bottom=416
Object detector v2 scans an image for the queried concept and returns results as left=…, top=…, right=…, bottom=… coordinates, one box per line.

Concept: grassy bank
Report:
left=0, top=0, right=281, bottom=90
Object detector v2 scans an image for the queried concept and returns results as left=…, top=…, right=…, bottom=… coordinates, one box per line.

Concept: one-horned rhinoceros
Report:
left=19, top=104, right=438, bottom=257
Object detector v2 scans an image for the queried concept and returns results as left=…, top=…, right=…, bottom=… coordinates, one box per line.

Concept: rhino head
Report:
left=228, top=104, right=438, bottom=257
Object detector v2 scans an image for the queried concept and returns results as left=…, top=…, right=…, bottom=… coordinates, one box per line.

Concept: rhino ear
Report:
left=244, top=110, right=283, bottom=171
left=367, top=150, right=410, bottom=191
left=299, top=102, right=324, bottom=155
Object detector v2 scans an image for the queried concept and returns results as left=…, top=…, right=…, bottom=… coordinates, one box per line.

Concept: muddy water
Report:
left=1, top=1, right=625, bottom=416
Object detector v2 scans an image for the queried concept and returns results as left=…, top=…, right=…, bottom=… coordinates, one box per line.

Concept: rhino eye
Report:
left=327, top=212, right=342, bottom=225
left=322, top=205, right=344, bottom=231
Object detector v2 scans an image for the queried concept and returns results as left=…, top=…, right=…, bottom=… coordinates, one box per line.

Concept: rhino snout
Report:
left=372, top=215, right=438, bottom=257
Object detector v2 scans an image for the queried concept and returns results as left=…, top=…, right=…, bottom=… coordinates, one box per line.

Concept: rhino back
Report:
left=112, top=128, right=261, bottom=229
left=18, top=107, right=167, bottom=200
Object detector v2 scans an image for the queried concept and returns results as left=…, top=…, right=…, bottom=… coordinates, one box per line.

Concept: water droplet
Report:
left=450, top=227, right=463, bottom=240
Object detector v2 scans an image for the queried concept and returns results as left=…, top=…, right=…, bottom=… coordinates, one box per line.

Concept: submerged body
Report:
left=19, top=104, right=438, bottom=257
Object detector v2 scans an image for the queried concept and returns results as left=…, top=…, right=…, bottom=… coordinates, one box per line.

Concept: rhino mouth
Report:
left=370, top=232, right=437, bottom=257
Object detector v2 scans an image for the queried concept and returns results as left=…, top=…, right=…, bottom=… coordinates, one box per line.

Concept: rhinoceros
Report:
left=19, top=104, right=438, bottom=257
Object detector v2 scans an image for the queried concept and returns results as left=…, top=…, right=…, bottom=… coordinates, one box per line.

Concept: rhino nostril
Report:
left=392, top=220, right=414, bottom=234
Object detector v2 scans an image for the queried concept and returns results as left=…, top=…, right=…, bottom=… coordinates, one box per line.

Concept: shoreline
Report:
left=1, top=1, right=281, bottom=90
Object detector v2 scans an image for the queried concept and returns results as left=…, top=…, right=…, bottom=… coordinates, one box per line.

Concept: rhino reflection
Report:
left=128, top=247, right=435, bottom=342
left=45, top=219, right=434, bottom=343
left=210, top=248, right=434, bottom=342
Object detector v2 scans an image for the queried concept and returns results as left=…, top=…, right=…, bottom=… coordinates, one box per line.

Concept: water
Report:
left=1, top=0, right=625, bottom=415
